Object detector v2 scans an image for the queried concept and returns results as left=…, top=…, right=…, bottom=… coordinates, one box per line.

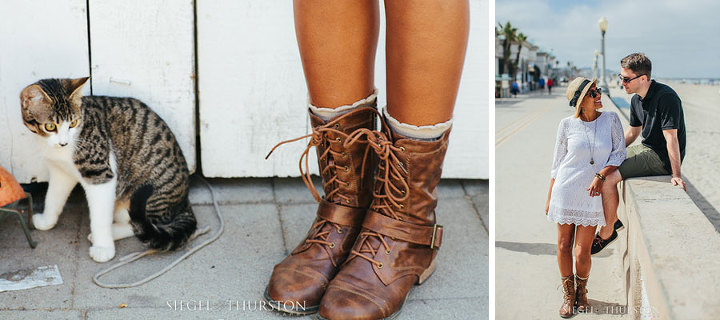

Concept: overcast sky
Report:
left=496, top=0, right=720, bottom=79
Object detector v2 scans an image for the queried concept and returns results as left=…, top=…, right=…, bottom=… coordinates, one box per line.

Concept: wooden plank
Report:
left=0, top=0, right=90, bottom=183
left=197, top=1, right=310, bottom=177
left=88, top=0, right=196, bottom=172
left=445, top=0, right=489, bottom=179
left=198, top=1, right=489, bottom=179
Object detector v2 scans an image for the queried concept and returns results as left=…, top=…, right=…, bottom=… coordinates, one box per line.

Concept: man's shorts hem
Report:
left=617, top=144, right=670, bottom=179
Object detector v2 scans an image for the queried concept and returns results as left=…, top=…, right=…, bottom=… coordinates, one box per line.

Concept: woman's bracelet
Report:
left=595, top=173, right=606, bottom=181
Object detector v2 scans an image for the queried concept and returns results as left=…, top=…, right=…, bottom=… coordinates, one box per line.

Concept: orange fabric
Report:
left=0, top=165, right=25, bottom=207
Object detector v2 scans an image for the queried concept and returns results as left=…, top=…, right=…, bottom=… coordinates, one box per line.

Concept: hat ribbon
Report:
left=569, top=79, right=590, bottom=107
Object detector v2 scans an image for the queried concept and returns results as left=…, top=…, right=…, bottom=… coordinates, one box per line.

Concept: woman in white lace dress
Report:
left=545, top=77, right=626, bottom=317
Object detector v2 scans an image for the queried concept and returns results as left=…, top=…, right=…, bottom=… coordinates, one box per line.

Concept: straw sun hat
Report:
left=566, top=77, right=597, bottom=109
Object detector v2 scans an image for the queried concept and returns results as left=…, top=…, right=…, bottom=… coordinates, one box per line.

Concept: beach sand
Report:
left=612, top=81, right=720, bottom=229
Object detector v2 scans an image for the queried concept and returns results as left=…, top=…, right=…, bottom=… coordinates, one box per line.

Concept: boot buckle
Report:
left=430, top=224, right=442, bottom=249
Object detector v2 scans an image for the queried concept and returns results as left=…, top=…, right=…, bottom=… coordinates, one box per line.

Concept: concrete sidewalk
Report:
left=495, top=88, right=631, bottom=319
left=0, top=177, right=488, bottom=320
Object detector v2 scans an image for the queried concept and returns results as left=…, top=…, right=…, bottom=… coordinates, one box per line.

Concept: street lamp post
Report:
left=598, top=17, right=608, bottom=92
left=593, top=50, right=600, bottom=80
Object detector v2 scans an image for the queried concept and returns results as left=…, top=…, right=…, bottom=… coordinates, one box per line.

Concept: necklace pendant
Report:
left=590, top=160, right=595, bottom=165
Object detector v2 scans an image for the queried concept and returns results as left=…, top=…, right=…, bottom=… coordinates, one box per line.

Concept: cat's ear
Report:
left=68, top=77, right=90, bottom=103
left=19, top=84, right=51, bottom=134
left=20, top=84, right=51, bottom=109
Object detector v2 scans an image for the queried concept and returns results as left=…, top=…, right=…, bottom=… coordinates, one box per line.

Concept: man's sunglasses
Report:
left=619, top=74, right=644, bottom=84
left=588, top=87, right=602, bottom=98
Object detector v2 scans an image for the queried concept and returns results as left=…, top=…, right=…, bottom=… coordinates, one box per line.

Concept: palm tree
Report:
left=496, top=22, right=517, bottom=78
left=512, top=33, right=527, bottom=81
left=497, top=22, right=529, bottom=82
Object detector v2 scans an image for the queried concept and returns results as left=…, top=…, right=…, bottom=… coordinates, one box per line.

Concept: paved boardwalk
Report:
left=496, top=89, right=631, bottom=319
left=0, top=177, right=488, bottom=320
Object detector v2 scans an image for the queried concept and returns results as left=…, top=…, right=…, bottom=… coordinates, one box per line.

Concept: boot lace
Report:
left=342, top=129, right=410, bottom=268
left=265, top=116, right=373, bottom=266
left=561, top=277, right=575, bottom=300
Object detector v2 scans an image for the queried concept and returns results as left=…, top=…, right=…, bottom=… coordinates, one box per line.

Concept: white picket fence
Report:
left=0, top=0, right=488, bottom=183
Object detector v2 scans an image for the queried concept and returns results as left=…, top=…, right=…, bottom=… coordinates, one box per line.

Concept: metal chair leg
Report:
left=25, top=192, right=34, bottom=229
left=14, top=209, right=37, bottom=249
left=0, top=193, right=38, bottom=249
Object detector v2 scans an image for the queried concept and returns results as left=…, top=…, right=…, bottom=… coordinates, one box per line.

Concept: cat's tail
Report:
left=128, top=184, right=197, bottom=251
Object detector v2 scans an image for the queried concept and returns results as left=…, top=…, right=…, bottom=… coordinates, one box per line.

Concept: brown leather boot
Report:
left=316, top=125, right=450, bottom=320
left=575, top=275, right=591, bottom=313
left=559, top=275, right=576, bottom=318
left=264, top=103, right=378, bottom=315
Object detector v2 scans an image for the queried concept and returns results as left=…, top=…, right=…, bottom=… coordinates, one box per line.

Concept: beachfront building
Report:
left=535, top=51, right=557, bottom=81
left=495, top=35, right=534, bottom=94
left=495, top=32, right=555, bottom=96
left=521, top=43, right=538, bottom=90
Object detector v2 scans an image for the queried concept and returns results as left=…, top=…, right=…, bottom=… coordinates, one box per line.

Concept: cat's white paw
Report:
left=87, top=233, right=94, bottom=244
left=32, top=213, right=58, bottom=231
left=89, top=245, right=115, bottom=262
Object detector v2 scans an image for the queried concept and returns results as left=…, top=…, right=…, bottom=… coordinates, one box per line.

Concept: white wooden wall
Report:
left=0, top=0, right=488, bottom=183
left=197, top=1, right=309, bottom=178
left=0, top=0, right=90, bottom=183
left=198, top=0, right=489, bottom=179
left=0, top=0, right=196, bottom=183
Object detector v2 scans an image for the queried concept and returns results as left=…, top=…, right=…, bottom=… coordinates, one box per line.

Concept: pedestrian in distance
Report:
left=548, top=77, right=554, bottom=95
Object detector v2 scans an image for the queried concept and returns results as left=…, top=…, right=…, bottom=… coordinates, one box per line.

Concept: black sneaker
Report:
left=614, top=219, right=624, bottom=232
left=591, top=230, right=617, bottom=255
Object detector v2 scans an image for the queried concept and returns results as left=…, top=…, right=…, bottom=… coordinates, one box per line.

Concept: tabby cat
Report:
left=20, top=77, right=196, bottom=262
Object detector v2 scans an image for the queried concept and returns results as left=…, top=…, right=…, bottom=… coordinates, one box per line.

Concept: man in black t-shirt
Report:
left=592, top=53, right=686, bottom=254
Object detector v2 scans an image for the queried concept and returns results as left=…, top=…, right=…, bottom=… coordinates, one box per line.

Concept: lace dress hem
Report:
left=547, top=207, right=606, bottom=227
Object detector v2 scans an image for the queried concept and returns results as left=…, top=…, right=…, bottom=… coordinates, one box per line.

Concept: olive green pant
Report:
left=617, top=144, right=670, bottom=179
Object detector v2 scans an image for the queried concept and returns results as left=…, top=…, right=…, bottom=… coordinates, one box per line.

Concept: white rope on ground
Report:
left=93, top=176, right=224, bottom=288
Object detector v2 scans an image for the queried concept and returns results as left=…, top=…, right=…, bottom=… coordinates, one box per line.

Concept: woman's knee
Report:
left=574, top=243, right=592, bottom=261
left=605, top=170, right=623, bottom=186
left=558, top=238, right=574, bottom=255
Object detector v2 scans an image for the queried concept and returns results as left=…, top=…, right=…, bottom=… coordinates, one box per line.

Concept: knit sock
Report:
left=308, top=90, right=378, bottom=121
left=383, top=107, right=452, bottom=141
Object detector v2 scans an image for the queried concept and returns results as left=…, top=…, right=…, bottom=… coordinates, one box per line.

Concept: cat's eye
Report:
left=44, top=123, right=56, bottom=132
left=69, top=119, right=79, bottom=128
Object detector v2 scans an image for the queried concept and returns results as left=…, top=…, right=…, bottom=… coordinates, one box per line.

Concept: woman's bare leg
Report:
left=557, top=224, right=575, bottom=277
left=293, top=0, right=379, bottom=108
left=599, top=170, right=622, bottom=239
left=384, top=0, right=469, bottom=125
left=574, top=225, right=598, bottom=278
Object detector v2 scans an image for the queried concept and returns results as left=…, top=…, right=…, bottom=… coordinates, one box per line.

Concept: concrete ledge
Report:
left=621, top=176, right=720, bottom=319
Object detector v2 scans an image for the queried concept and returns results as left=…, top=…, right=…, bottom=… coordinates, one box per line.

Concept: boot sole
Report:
left=314, top=260, right=437, bottom=320
left=263, top=287, right=319, bottom=315
left=418, top=259, right=437, bottom=284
